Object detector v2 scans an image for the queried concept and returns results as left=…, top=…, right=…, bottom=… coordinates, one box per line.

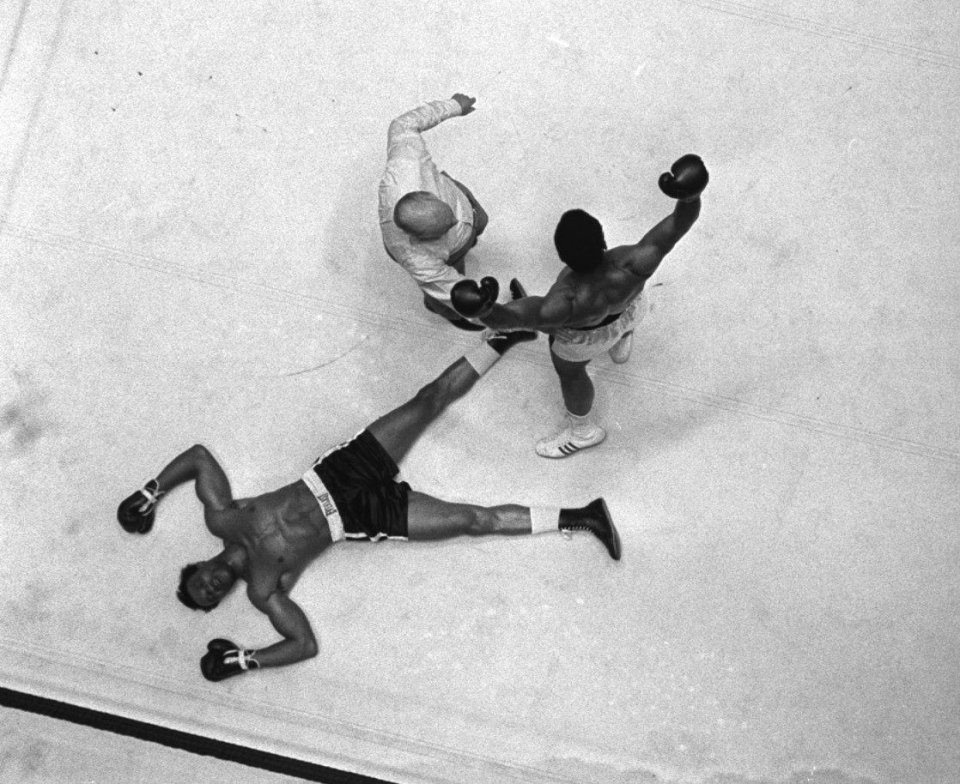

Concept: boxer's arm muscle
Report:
left=481, top=292, right=573, bottom=331
left=247, top=589, right=318, bottom=669
left=151, top=444, right=234, bottom=529
left=630, top=197, right=702, bottom=277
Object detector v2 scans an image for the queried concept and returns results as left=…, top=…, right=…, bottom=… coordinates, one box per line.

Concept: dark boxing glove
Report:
left=451, top=276, right=499, bottom=318
left=117, top=479, right=163, bottom=534
left=658, top=154, right=709, bottom=201
left=509, top=278, right=527, bottom=300
left=201, top=638, right=260, bottom=682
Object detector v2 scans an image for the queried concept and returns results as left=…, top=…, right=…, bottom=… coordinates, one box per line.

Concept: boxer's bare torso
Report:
left=479, top=240, right=663, bottom=334
left=205, top=481, right=333, bottom=599
left=544, top=243, right=659, bottom=329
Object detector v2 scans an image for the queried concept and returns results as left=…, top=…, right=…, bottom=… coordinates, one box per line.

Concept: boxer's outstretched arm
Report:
left=627, top=197, right=702, bottom=279
left=481, top=291, right=573, bottom=332
left=639, top=197, right=701, bottom=254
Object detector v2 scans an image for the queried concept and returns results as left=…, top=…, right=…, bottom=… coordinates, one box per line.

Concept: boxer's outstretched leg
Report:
left=406, top=491, right=530, bottom=539
left=368, top=332, right=531, bottom=465
left=368, top=358, right=480, bottom=465
left=406, top=491, right=621, bottom=560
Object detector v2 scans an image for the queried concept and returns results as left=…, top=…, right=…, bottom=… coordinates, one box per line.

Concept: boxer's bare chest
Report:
left=234, top=487, right=332, bottom=581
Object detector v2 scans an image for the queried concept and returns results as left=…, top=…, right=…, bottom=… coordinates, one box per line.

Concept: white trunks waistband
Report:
left=301, top=468, right=345, bottom=543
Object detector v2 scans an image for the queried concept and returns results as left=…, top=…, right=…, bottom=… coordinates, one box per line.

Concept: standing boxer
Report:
left=452, top=155, right=708, bottom=458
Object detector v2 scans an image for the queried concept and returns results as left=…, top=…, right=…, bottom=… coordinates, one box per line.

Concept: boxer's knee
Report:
left=411, top=381, right=447, bottom=420
left=550, top=348, right=590, bottom=377
left=412, top=367, right=462, bottom=418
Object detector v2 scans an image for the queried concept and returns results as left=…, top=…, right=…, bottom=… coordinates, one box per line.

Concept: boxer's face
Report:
left=187, top=561, right=236, bottom=608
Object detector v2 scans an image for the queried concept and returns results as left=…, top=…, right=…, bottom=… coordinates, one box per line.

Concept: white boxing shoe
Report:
left=535, top=423, right=607, bottom=459
left=608, top=331, right=634, bottom=364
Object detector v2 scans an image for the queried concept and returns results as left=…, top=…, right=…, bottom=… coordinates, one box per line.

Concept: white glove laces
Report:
left=138, top=480, right=164, bottom=511
left=237, top=649, right=260, bottom=670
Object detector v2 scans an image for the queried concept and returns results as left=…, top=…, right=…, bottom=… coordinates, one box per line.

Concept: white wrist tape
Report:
left=238, top=649, right=259, bottom=670
left=141, top=480, right=164, bottom=505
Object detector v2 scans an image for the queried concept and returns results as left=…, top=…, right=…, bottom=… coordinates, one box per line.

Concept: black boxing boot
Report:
left=559, top=498, right=621, bottom=560
left=485, top=328, right=538, bottom=354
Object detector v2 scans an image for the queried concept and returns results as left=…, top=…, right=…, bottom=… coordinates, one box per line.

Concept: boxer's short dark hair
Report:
left=177, top=562, right=217, bottom=612
left=554, top=209, right=607, bottom=272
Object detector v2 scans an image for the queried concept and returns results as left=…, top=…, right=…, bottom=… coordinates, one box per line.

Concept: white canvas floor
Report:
left=1, top=1, right=958, bottom=783
left=0, top=708, right=306, bottom=784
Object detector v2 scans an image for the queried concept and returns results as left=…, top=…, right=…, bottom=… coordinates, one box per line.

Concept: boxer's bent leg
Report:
left=367, top=357, right=481, bottom=465
left=406, top=490, right=530, bottom=540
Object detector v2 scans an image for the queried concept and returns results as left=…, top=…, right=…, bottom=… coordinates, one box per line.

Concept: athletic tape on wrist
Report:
left=141, top=480, right=164, bottom=505
left=239, top=649, right=259, bottom=670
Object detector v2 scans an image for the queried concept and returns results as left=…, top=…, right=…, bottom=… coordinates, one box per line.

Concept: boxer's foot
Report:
left=484, top=329, right=538, bottom=355
left=535, top=421, right=606, bottom=458
left=559, top=498, right=621, bottom=560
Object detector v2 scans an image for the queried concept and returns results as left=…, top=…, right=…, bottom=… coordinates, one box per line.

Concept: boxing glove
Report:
left=117, top=479, right=162, bottom=534
left=451, top=276, right=499, bottom=317
left=658, top=154, right=709, bottom=201
left=509, top=278, right=527, bottom=300
left=201, top=638, right=260, bottom=682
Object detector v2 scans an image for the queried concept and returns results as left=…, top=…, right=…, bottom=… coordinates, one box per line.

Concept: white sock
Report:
left=529, top=506, right=560, bottom=535
left=463, top=342, right=500, bottom=376
left=567, top=410, right=597, bottom=436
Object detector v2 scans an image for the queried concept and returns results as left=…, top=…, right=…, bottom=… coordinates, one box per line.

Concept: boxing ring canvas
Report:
left=1, top=0, right=959, bottom=782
